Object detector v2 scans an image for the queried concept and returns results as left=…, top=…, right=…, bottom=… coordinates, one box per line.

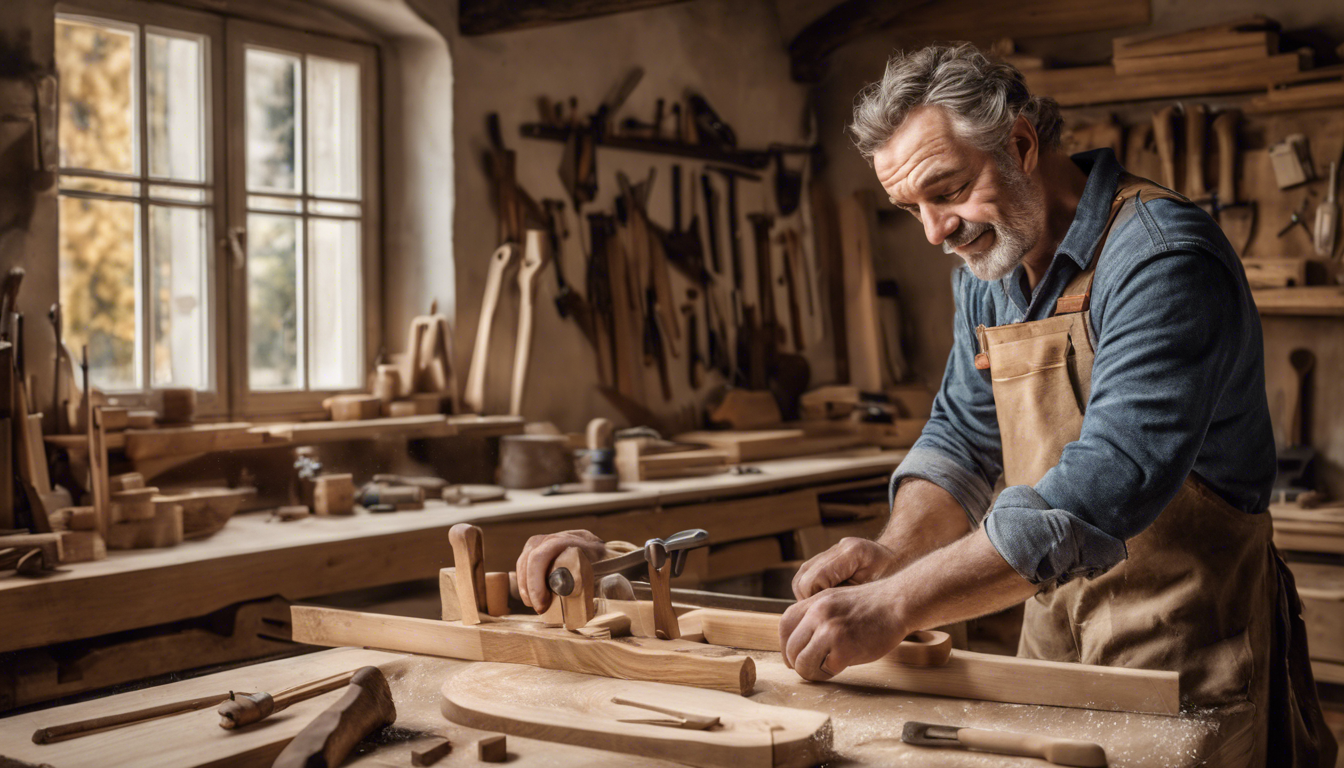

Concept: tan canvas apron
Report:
left=975, top=175, right=1336, bottom=767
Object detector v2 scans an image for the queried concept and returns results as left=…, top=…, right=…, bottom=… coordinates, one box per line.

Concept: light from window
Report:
left=56, top=16, right=211, bottom=393
left=244, top=47, right=363, bottom=391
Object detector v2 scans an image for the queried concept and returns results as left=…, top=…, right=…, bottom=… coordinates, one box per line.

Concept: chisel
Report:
left=902, top=721, right=1106, bottom=767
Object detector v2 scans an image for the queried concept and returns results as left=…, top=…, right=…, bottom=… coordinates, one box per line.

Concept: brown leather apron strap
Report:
left=1052, top=174, right=1188, bottom=316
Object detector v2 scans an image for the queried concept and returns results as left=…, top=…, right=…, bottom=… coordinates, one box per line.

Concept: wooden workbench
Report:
left=0, top=646, right=1249, bottom=767
left=0, top=449, right=904, bottom=710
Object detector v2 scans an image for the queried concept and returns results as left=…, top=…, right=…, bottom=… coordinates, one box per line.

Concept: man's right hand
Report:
left=792, top=537, right=902, bottom=600
left=515, top=530, right=607, bottom=612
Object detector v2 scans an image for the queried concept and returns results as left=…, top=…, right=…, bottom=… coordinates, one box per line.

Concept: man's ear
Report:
left=1008, top=115, right=1039, bottom=176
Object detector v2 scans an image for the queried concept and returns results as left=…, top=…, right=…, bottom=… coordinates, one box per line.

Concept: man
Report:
left=518, top=44, right=1334, bottom=765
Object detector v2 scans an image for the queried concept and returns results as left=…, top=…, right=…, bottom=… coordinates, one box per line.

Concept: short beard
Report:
left=944, top=153, right=1042, bottom=282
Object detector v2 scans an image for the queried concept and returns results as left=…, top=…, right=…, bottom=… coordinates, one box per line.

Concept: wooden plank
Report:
left=1252, top=287, right=1344, bottom=317
left=123, top=423, right=264, bottom=460
left=1023, top=52, right=1307, bottom=107
left=259, top=415, right=453, bottom=444
left=458, top=0, right=693, bottom=35
left=836, top=191, right=885, bottom=391
left=289, top=606, right=755, bottom=695
left=1312, top=659, right=1344, bottom=685
left=1112, top=15, right=1276, bottom=60
left=679, top=608, right=1179, bottom=715
left=1112, top=44, right=1275, bottom=77
left=441, top=663, right=831, bottom=768
left=706, top=537, right=783, bottom=581
left=675, top=429, right=867, bottom=463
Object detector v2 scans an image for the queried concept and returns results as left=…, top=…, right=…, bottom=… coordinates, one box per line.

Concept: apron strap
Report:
left=1053, top=174, right=1188, bottom=316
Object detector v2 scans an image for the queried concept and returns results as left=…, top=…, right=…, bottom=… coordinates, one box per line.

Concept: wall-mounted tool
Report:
left=463, top=244, right=520, bottom=414
left=1151, top=104, right=1179, bottom=190
left=541, top=199, right=585, bottom=322
left=1182, top=103, right=1207, bottom=199
left=1278, top=200, right=1311, bottom=241
left=901, top=721, right=1106, bottom=767
left=510, top=229, right=552, bottom=416
left=1208, top=109, right=1255, bottom=256
left=686, top=92, right=736, bottom=149
left=708, top=166, right=763, bottom=331
left=773, top=150, right=802, bottom=216
left=682, top=298, right=704, bottom=389
left=1314, top=160, right=1338, bottom=257
left=700, top=173, right=723, bottom=275
left=663, top=165, right=706, bottom=280
left=1269, top=134, right=1315, bottom=189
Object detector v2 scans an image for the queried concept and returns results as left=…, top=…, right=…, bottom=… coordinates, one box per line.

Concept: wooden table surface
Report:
left=0, top=450, right=903, bottom=654
left=0, top=646, right=1248, bottom=767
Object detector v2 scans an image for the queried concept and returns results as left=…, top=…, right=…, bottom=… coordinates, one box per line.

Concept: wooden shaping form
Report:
left=463, top=244, right=519, bottom=414
left=440, top=663, right=831, bottom=768
left=449, top=524, right=488, bottom=624
left=511, top=230, right=552, bottom=416
left=676, top=607, right=1179, bottom=715
left=289, top=606, right=755, bottom=695
left=271, top=666, right=396, bottom=768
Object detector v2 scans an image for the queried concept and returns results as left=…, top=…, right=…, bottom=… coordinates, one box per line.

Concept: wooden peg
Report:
left=556, top=547, right=595, bottom=631
left=484, top=571, right=510, bottom=617
left=478, top=734, right=507, bottom=763
left=646, top=545, right=680, bottom=641
left=449, top=524, right=487, bottom=624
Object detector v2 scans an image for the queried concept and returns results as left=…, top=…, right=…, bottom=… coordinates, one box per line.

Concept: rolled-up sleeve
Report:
left=983, top=240, right=1245, bottom=586
left=889, top=268, right=1003, bottom=527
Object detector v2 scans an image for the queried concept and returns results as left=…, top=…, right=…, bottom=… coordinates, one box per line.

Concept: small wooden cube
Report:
left=323, top=394, right=381, bottom=422
left=100, top=407, right=130, bottom=431
left=478, top=735, right=506, bottom=763
left=110, top=472, right=145, bottom=492
left=127, top=410, right=157, bottom=429
left=313, top=474, right=355, bottom=516
left=67, top=506, right=99, bottom=531
left=158, top=388, right=196, bottom=423
left=59, top=531, right=107, bottom=563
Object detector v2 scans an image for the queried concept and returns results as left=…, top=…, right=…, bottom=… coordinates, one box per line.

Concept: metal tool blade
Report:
left=901, top=721, right=963, bottom=747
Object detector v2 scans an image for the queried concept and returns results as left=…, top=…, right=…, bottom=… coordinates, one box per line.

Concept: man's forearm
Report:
left=877, top=477, right=972, bottom=572
left=886, top=526, right=1037, bottom=632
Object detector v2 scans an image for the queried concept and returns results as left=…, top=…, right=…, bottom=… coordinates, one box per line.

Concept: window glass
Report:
left=146, top=32, right=204, bottom=181
left=306, top=55, right=360, bottom=200
left=245, top=49, right=301, bottom=193
left=149, top=205, right=207, bottom=387
left=59, top=195, right=140, bottom=389
left=247, top=212, right=300, bottom=389
left=308, top=218, right=361, bottom=389
left=56, top=18, right=136, bottom=174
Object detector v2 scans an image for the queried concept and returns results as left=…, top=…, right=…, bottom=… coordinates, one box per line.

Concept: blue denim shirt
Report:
left=890, top=148, right=1276, bottom=587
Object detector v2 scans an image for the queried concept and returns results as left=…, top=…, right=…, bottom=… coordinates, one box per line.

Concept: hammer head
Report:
left=900, top=721, right=963, bottom=747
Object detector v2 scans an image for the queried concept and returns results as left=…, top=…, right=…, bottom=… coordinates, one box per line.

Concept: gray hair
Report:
left=849, top=43, right=1063, bottom=163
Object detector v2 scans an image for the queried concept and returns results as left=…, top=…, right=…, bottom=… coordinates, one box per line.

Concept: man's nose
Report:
left=922, top=207, right=959, bottom=246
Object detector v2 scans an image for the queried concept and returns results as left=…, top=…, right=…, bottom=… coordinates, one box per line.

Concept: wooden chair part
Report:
left=463, top=244, right=519, bottom=414
left=449, top=524, right=488, bottom=625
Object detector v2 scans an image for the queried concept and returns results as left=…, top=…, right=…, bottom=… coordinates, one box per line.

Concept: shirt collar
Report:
left=1055, top=148, right=1124, bottom=270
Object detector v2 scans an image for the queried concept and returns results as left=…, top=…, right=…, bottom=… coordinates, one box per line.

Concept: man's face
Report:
left=873, top=106, right=1042, bottom=282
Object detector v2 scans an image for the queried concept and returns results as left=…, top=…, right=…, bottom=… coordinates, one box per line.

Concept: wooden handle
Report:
left=556, top=546, right=595, bottom=630
left=647, top=556, right=680, bottom=641
left=1211, top=110, right=1239, bottom=204
left=510, top=230, right=550, bottom=416
left=1151, top=106, right=1178, bottom=190
left=680, top=608, right=953, bottom=666
left=33, top=693, right=231, bottom=744
left=586, top=417, right=614, bottom=450
left=956, top=727, right=1107, bottom=767
left=449, top=524, right=487, bottom=624
left=463, top=244, right=517, bottom=414
left=1183, top=103, right=1206, bottom=198
left=271, top=666, right=397, bottom=768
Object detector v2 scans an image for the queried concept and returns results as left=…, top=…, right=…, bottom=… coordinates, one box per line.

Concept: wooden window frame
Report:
left=53, top=1, right=381, bottom=420
left=225, top=19, right=381, bottom=419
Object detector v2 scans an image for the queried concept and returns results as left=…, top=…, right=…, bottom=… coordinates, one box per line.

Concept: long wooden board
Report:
left=290, top=606, right=755, bottom=695
left=679, top=607, right=1180, bottom=716
left=441, top=663, right=830, bottom=768
left=1023, top=52, right=1307, bottom=107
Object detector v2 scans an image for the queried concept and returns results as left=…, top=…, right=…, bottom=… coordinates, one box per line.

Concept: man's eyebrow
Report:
left=888, top=166, right=960, bottom=207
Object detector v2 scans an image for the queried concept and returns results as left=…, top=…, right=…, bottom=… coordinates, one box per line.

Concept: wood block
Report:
left=127, top=410, right=156, bottom=429
left=157, top=388, right=196, bottom=423
left=59, top=531, right=106, bottom=563
left=1112, top=16, right=1275, bottom=60
left=1112, top=43, right=1274, bottom=76
left=676, top=429, right=866, bottom=463
left=478, top=735, right=506, bottom=763
left=46, top=507, right=71, bottom=531
left=449, top=524, right=488, bottom=624
left=322, top=394, right=382, bottom=422
left=440, top=567, right=462, bottom=621
left=106, top=502, right=183, bottom=550
left=109, top=473, right=145, bottom=492
left=1242, top=258, right=1313, bottom=288
left=385, top=394, right=443, bottom=418
left=0, top=533, right=64, bottom=567
left=708, top=389, right=781, bottom=429
left=109, top=488, right=159, bottom=523
left=65, top=506, right=98, bottom=531
left=97, top=406, right=130, bottom=432
left=707, top=537, right=783, bottom=581
left=411, top=738, right=452, bottom=767
left=312, top=474, right=355, bottom=516
left=485, top=572, right=510, bottom=617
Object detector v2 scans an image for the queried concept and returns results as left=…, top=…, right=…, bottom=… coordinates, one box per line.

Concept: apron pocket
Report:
left=988, top=330, right=1085, bottom=487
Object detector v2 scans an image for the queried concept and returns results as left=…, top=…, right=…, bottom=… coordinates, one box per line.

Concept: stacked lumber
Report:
left=1248, top=65, right=1344, bottom=113
left=1023, top=16, right=1311, bottom=107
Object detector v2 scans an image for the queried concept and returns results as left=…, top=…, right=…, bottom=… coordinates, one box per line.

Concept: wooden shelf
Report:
left=518, top=123, right=772, bottom=169
left=1252, top=287, right=1344, bottom=318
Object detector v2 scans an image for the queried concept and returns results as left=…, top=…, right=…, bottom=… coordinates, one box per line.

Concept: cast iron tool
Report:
left=902, top=721, right=1106, bottom=767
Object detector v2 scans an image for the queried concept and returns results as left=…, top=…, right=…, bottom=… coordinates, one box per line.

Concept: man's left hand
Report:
left=778, top=580, right=908, bottom=681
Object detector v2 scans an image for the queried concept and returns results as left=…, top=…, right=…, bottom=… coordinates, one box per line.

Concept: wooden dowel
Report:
left=32, top=693, right=232, bottom=744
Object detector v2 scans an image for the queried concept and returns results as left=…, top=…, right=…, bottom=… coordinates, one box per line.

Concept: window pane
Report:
left=246, top=49, right=301, bottom=193
left=56, top=18, right=136, bottom=174
left=149, top=205, right=207, bottom=388
left=146, top=32, right=203, bottom=181
left=248, top=213, right=300, bottom=389
left=149, top=185, right=206, bottom=202
left=308, top=218, right=361, bottom=389
left=308, top=200, right=360, bottom=217
left=306, top=55, right=359, bottom=199
left=59, top=196, right=139, bottom=390
left=248, top=194, right=301, bottom=213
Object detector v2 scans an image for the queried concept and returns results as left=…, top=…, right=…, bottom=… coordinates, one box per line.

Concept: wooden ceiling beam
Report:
left=458, top=0, right=694, bottom=36
left=788, top=0, right=934, bottom=82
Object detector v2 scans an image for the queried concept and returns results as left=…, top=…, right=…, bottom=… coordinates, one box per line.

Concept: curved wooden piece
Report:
left=677, top=608, right=951, bottom=666
left=440, top=663, right=830, bottom=768
left=271, top=666, right=396, bottom=768
left=463, top=244, right=519, bottom=414
left=510, top=230, right=552, bottom=415
left=449, top=524, right=488, bottom=625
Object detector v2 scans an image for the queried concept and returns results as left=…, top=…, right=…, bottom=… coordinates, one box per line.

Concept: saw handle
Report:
left=956, top=727, right=1107, bottom=768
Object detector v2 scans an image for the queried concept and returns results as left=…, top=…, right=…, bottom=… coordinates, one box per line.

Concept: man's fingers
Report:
left=782, top=608, right=818, bottom=671
left=793, top=627, right=838, bottom=682
left=795, top=552, right=855, bottom=600
left=516, top=538, right=539, bottom=608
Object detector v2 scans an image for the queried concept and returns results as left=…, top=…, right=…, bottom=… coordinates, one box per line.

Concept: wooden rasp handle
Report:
left=1183, top=103, right=1206, bottom=198
left=1151, top=105, right=1178, bottom=190
left=956, top=727, right=1107, bottom=767
left=271, top=666, right=396, bottom=768
left=1211, top=110, right=1240, bottom=204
